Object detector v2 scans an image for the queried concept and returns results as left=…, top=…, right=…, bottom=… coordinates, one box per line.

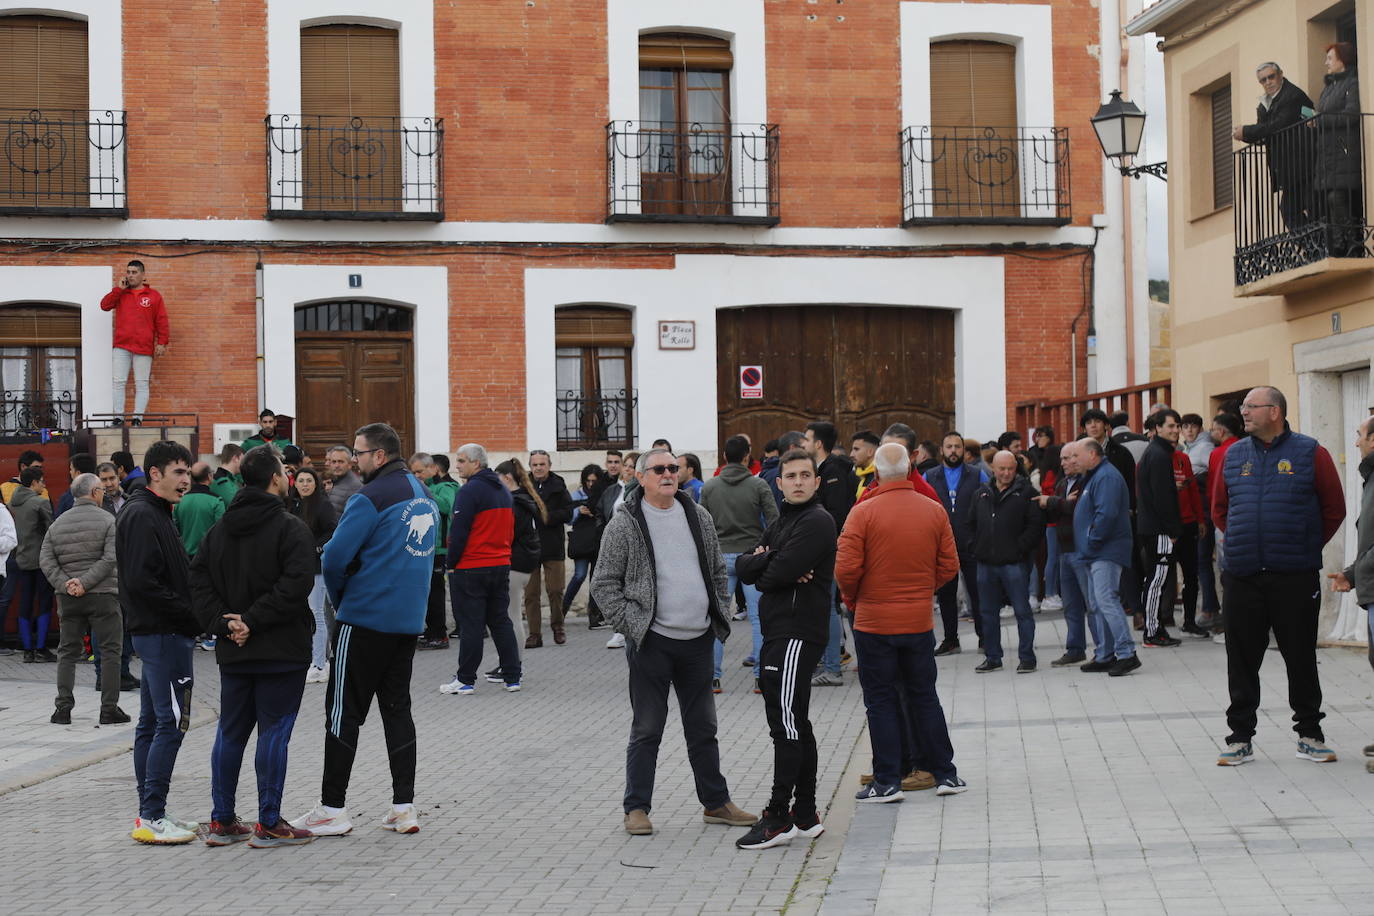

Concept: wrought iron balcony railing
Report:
left=556, top=389, right=637, bottom=450
left=266, top=115, right=443, bottom=220
left=1, top=390, right=79, bottom=437
left=607, top=121, right=779, bottom=225
left=0, top=109, right=127, bottom=216
left=1233, top=112, right=1371, bottom=287
left=901, top=126, right=1070, bottom=226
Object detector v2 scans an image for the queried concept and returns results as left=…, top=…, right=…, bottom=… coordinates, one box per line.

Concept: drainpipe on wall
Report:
left=255, top=258, right=265, bottom=411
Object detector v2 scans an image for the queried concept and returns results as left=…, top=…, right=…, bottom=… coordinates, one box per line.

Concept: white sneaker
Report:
left=290, top=803, right=352, bottom=836
left=381, top=803, right=420, bottom=834
left=306, top=665, right=328, bottom=684
left=439, top=678, right=474, bottom=695
left=130, top=816, right=196, bottom=845
left=1029, top=596, right=1041, bottom=612
left=999, top=605, right=1014, bottom=619
left=1040, top=595, right=1063, bottom=612
left=1212, top=633, right=1226, bottom=645
left=606, top=633, right=626, bottom=649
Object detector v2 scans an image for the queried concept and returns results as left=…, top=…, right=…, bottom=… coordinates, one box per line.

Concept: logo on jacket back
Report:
left=401, top=499, right=438, bottom=557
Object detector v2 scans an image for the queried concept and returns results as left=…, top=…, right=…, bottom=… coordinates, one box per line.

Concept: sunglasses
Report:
left=645, top=464, right=680, bottom=475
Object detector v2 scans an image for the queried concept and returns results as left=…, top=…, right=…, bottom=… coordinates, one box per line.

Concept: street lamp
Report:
left=1091, top=90, right=1168, bottom=181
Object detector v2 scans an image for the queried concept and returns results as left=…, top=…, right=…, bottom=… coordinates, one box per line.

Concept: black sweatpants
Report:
left=935, top=552, right=981, bottom=642
left=1140, top=534, right=1176, bottom=637
left=322, top=622, right=418, bottom=808
left=1221, top=569, right=1325, bottom=745
left=759, top=637, right=825, bottom=816
left=423, top=567, right=449, bottom=640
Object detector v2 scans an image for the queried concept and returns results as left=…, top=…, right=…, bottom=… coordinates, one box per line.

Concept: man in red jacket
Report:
left=100, top=260, right=170, bottom=427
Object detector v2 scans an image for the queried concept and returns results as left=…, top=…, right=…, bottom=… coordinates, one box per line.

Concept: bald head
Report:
left=873, top=442, right=909, bottom=481
left=1076, top=436, right=1104, bottom=469
left=991, top=450, right=1018, bottom=489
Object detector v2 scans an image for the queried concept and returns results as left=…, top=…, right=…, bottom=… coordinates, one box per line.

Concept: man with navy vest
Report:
left=291, top=422, right=438, bottom=836
left=1212, top=387, right=1346, bottom=766
left=926, top=430, right=987, bottom=656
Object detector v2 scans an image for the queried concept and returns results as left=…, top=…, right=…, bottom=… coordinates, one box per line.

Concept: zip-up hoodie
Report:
left=735, top=494, right=836, bottom=646
left=322, top=460, right=437, bottom=635
left=100, top=284, right=169, bottom=355
left=700, top=462, right=779, bottom=554
left=447, top=467, right=513, bottom=570
left=190, top=487, right=316, bottom=668
left=117, top=486, right=197, bottom=637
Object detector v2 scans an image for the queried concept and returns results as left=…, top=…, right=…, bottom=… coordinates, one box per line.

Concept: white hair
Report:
left=636, top=448, right=674, bottom=472
left=873, top=442, right=909, bottom=481
left=456, top=443, right=487, bottom=467
left=70, top=472, right=101, bottom=501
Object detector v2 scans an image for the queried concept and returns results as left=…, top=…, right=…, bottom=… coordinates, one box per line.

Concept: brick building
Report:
left=0, top=0, right=1141, bottom=468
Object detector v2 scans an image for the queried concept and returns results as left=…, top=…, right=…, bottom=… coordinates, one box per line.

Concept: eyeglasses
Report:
left=351, top=446, right=383, bottom=458
left=1258, top=73, right=1280, bottom=83
left=1239, top=402, right=1277, bottom=412
left=645, top=464, right=680, bottom=475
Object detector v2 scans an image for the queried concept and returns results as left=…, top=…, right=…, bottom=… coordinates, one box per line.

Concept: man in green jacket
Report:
left=210, top=443, right=244, bottom=507
left=174, top=463, right=225, bottom=559
left=241, top=409, right=293, bottom=454
left=412, top=452, right=460, bottom=648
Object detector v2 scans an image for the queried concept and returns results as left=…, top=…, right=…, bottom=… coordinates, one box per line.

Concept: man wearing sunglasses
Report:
left=1234, top=62, right=1315, bottom=230
left=591, top=448, right=756, bottom=837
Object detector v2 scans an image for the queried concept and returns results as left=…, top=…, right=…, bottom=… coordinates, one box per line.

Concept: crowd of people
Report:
left=1, top=382, right=1372, bottom=852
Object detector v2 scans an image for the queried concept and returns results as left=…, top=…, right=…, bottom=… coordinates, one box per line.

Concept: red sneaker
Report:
left=248, top=819, right=315, bottom=848
left=204, top=817, right=253, bottom=846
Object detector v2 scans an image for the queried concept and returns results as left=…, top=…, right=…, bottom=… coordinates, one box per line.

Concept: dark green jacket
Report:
left=210, top=467, right=242, bottom=507
left=241, top=430, right=293, bottom=454
left=174, top=485, right=225, bottom=557
left=427, top=477, right=460, bottom=557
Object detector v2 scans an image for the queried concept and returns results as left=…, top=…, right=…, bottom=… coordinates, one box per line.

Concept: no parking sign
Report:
left=739, top=365, right=763, bottom=399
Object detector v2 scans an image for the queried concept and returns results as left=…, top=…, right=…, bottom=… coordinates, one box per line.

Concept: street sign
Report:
left=740, top=365, right=763, bottom=399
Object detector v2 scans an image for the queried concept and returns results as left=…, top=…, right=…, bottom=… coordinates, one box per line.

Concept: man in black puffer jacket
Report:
left=970, top=451, right=1044, bottom=673
left=190, top=445, right=317, bottom=848
left=734, top=449, right=836, bottom=849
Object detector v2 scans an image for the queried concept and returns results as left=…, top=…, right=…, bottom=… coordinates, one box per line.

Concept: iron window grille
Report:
left=0, top=109, right=127, bottom=216
left=900, top=125, right=1071, bottom=226
left=1, top=389, right=79, bottom=437
left=556, top=389, right=638, bottom=450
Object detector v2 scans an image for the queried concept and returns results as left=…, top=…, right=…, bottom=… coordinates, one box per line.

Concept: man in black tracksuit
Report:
left=191, top=445, right=318, bottom=847
left=735, top=450, right=836, bottom=849
left=1136, top=411, right=1185, bottom=648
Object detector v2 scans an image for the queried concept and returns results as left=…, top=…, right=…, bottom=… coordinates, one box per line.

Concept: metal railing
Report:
left=901, top=126, right=1070, bottom=225
left=1234, top=112, right=1371, bottom=286
left=607, top=121, right=779, bottom=225
left=556, top=389, right=637, bottom=450
left=0, top=109, right=127, bottom=215
left=1013, top=380, right=1173, bottom=445
left=1, top=390, right=79, bottom=436
left=266, top=115, right=443, bottom=219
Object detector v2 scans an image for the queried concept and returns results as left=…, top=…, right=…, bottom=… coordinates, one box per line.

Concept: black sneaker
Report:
left=1180, top=624, right=1211, bottom=639
left=855, top=783, right=904, bottom=803
left=1143, top=631, right=1182, bottom=648
left=485, top=668, right=505, bottom=684
left=417, top=638, right=449, bottom=651
left=129, top=417, right=143, bottom=428
left=1109, top=655, right=1142, bottom=677
left=974, top=658, right=1002, bottom=673
left=34, top=647, right=57, bottom=662
left=934, top=640, right=961, bottom=657
left=110, top=417, right=124, bottom=427
left=22, top=650, right=35, bottom=663
left=790, top=808, right=824, bottom=839
left=588, top=620, right=608, bottom=630
left=1079, top=658, right=1116, bottom=672
left=1016, top=661, right=1037, bottom=674
left=51, top=708, right=71, bottom=725
left=1051, top=652, right=1086, bottom=667
left=935, top=776, right=968, bottom=796
left=100, top=707, right=131, bottom=724
left=735, top=809, right=795, bottom=849
left=448, top=628, right=461, bottom=639
left=120, top=676, right=140, bottom=691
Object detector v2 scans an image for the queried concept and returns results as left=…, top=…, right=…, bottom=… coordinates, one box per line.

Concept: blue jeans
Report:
left=308, top=574, right=328, bottom=669
left=132, top=633, right=195, bottom=821
left=563, top=557, right=592, bottom=608
left=977, top=562, right=1036, bottom=665
left=853, top=629, right=957, bottom=785
left=714, top=553, right=761, bottom=678
left=211, top=667, right=306, bottom=826
left=1083, top=559, right=1137, bottom=660
left=1043, top=531, right=1061, bottom=597
left=1063, top=553, right=1109, bottom=660
left=821, top=583, right=847, bottom=675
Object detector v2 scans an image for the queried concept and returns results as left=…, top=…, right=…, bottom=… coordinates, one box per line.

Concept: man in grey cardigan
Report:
left=591, top=448, right=756, bottom=837
left=1331, top=414, right=1374, bottom=772
left=41, top=473, right=128, bottom=725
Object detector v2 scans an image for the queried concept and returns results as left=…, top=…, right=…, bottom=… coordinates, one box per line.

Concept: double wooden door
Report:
left=716, top=306, right=956, bottom=460
left=295, top=335, right=413, bottom=462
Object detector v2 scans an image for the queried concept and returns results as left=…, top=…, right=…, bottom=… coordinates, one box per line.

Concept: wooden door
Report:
left=929, top=40, right=1019, bottom=219
left=716, top=306, right=956, bottom=460
left=295, top=336, right=413, bottom=463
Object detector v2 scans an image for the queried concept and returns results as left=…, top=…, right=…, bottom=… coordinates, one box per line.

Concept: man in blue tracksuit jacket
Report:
left=291, top=423, right=438, bottom=837
left=1070, top=438, right=1140, bottom=677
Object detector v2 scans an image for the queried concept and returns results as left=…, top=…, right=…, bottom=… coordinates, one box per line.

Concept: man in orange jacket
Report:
left=836, top=442, right=967, bottom=802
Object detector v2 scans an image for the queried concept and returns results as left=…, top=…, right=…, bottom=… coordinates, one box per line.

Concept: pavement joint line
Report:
left=785, top=720, right=869, bottom=915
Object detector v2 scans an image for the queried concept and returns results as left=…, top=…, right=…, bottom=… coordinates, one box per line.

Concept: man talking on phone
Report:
left=100, top=260, right=170, bottom=428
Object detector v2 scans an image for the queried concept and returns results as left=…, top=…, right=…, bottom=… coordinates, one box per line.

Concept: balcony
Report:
left=1234, top=112, right=1374, bottom=296
left=901, top=126, right=1071, bottom=226
left=556, top=389, right=637, bottom=450
left=1, top=389, right=79, bottom=438
left=265, top=115, right=443, bottom=220
left=606, top=121, right=779, bottom=225
left=0, top=109, right=127, bottom=217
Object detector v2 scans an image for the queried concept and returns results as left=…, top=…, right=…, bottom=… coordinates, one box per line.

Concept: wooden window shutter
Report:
left=929, top=40, right=1017, bottom=128
left=639, top=32, right=732, bottom=70
left=555, top=307, right=634, bottom=348
left=1211, top=84, right=1233, bottom=208
left=0, top=305, right=82, bottom=345
left=300, top=24, right=400, bottom=118
left=0, top=15, right=88, bottom=111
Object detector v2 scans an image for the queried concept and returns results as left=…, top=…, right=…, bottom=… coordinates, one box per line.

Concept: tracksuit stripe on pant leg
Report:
left=329, top=624, right=351, bottom=737
left=1143, top=534, right=1171, bottom=636
left=781, top=639, right=801, bottom=741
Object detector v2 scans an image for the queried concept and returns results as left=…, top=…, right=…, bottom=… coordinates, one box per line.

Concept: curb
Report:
left=785, top=721, right=868, bottom=915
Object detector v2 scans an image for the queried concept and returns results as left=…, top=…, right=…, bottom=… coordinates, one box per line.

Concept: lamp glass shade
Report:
left=1091, top=91, right=1147, bottom=160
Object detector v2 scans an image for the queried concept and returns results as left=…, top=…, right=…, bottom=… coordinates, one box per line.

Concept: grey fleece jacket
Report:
left=590, top=488, right=731, bottom=650
left=40, top=499, right=118, bottom=594
left=700, top=463, right=779, bottom=554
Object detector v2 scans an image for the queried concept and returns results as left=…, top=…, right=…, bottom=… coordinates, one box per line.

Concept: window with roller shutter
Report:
left=928, top=40, right=1020, bottom=220
left=555, top=307, right=636, bottom=449
left=1211, top=83, right=1233, bottom=209
left=0, top=304, right=81, bottom=434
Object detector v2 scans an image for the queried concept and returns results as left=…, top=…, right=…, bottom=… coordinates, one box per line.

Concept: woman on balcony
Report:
left=1314, top=42, right=1363, bottom=257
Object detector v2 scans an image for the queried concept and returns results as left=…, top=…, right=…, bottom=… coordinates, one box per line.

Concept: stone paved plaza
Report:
left=2, top=607, right=1373, bottom=915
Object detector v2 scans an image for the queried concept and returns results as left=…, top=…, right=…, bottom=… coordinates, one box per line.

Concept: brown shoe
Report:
left=525, top=635, right=542, bottom=649
left=703, top=801, right=757, bottom=826
left=859, top=773, right=874, bottom=786
left=902, top=770, right=936, bottom=791
left=552, top=625, right=566, bottom=645
left=624, top=809, right=653, bottom=835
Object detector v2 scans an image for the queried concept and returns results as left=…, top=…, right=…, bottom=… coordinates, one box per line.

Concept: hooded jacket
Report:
left=700, top=463, right=779, bottom=554
left=190, top=487, right=317, bottom=668
left=9, top=485, right=52, bottom=570
left=118, top=486, right=197, bottom=637
left=815, top=453, right=857, bottom=533
left=510, top=488, right=542, bottom=574
left=99, top=283, right=169, bottom=355
left=735, top=494, right=836, bottom=646
left=447, top=467, right=513, bottom=570
left=970, top=476, right=1043, bottom=565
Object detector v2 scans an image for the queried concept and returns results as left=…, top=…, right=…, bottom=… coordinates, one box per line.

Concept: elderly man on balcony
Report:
left=1233, top=62, right=1314, bottom=231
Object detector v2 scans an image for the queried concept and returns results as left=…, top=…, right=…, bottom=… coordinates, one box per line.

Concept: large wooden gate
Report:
left=715, top=306, right=956, bottom=457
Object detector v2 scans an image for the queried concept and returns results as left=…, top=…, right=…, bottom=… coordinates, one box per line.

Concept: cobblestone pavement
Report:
left=5, top=605, right=1374, bottom=915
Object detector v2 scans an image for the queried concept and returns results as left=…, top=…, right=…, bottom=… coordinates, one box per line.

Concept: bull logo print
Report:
left=1276, top=458, right=1294, bottom=476
left=400, top=498, right=438, bottom=558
